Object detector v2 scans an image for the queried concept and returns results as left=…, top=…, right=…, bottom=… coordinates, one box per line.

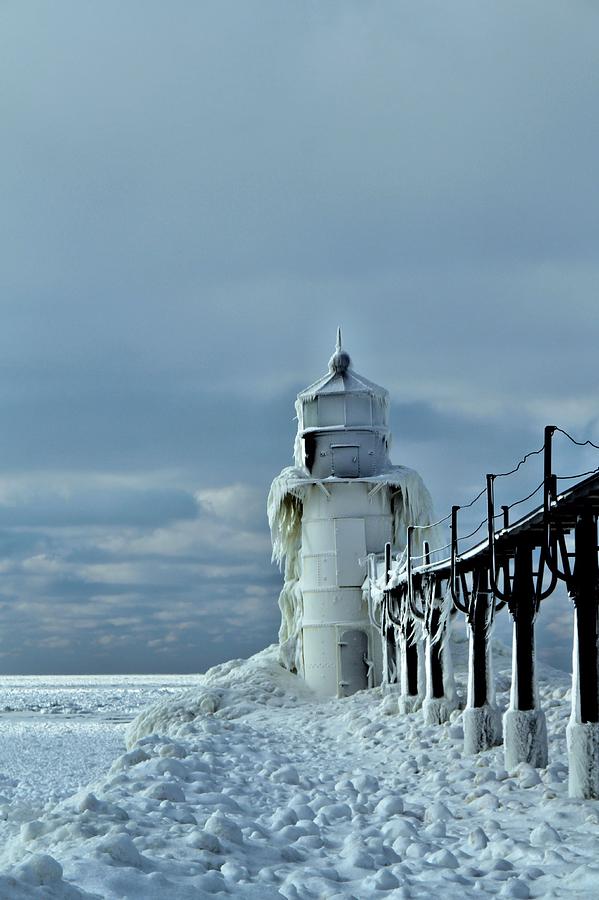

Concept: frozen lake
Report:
left=0, top=674, right=201, bottom=843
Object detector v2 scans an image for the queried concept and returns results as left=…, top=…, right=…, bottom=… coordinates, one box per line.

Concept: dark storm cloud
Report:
left=0, top=485, right=197, bottom=528
left=0, top=1, right=598, bottom=671
left=0, top=370, right=296, bottom=482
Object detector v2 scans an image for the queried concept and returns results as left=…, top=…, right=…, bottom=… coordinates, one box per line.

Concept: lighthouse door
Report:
left=338, top=629, right=369, bottom=696
left=331, top=444, right=360, bottom=478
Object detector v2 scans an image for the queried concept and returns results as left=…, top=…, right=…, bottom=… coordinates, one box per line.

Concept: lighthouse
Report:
left=268, top=330, right=438, bottom=698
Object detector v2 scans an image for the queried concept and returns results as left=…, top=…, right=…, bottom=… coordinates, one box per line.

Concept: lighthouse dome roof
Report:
left=298, top=328, right=388, bottom=402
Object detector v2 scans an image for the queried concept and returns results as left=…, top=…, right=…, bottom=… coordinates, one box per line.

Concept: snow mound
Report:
left=1, top=853, right=98, bottom=898
left=125, top=645, right=312, bottom=747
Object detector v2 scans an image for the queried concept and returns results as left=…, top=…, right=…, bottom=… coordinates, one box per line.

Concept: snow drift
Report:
left=0, top=636, right=585, bottom=900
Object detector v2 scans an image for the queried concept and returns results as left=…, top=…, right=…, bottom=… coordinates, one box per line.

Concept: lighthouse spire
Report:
left=329, top=326, right=351, bottom=373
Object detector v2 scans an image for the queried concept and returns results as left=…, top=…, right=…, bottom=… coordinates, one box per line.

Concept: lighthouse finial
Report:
left=329, top=326, right=351, bottom=374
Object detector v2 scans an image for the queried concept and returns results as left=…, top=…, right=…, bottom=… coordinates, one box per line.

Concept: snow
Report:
left=0, top=675, right=201, bottom=849
left=0, top=639, right=598, bottom=897
left=504, top=709, right=548, bottom=771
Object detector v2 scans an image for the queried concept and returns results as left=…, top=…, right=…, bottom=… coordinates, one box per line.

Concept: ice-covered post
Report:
left=382, top=542, right=400, bottom=690
left=398, top=616, right=421, bottom=713
left=398, top=530, right=422, bottom=714
left=421, top=543, right=457, bottom=725
left=463, top=567, right=502, bottom=753
left=503, top=541, right=548, bottom=770
left=567, top=508, right=599, bottom=798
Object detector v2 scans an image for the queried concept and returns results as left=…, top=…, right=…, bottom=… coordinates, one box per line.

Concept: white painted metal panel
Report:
left=338, top=629, right=369, bottom=696
left=301, top=485, right=326, bottom=520
left=331, top=445, right=359, bottom=478
left=327, top=482, right=367, bottom=516
left=302, top=589, right=364, bottom=625
left=303, top=627, right=338, bottom=697
left=334, top=518, right=366, bottom=587
left=303, top=484, right=341, bottom=520
left=302, top=519, right=334, bottom=555
left=302, top=553, right=336, bottom=590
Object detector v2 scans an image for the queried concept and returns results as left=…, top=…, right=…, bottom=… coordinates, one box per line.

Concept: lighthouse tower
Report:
left=268, top=330, right=437, bottom=698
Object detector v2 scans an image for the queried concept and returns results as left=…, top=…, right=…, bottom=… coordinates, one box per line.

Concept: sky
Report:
left=1, top=1, right=599, bottom=673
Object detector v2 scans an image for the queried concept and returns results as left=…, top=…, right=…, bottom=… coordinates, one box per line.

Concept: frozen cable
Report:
left=409, top=540, right=453, bottom=560
left=414, top=438, right=549, bottom=556
left=411, top=511, right=453, bottom=529
left=555, top=427, right=599, bottom=451
left=458, top=517, right=487, bottom=543
left=461, top=486, right=487, bottom=509
left=494, top=441, right=545, bottom=478
left=556, top=466, right=599, bottom=481
left=506, top=480, right=544, bottom=510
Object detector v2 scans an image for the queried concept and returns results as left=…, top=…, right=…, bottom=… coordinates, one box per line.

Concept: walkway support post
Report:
left=381, top=542, right=399, bottom=691
left=503, top=542, right=548, bottom=769
left=567, top=508, right=599, bottom=798
left=398, top=616, right=421, bottom=713
left=398, top=529, right=423, bottom=714
left=422, top=544, right=458, bottom=725
left=463, top=567, right=502, bottom=753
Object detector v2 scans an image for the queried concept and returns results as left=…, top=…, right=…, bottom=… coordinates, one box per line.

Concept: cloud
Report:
left=196, top=484, right=266, bottom=527
left=0, top=1, right=597, bottom=672
left=0, top=473, right=198, bottom=527
left=0, top=471, right=280, bottom=673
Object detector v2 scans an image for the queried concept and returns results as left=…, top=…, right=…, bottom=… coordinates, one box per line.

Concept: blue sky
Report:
left=1, top=1, right=598, bottom=672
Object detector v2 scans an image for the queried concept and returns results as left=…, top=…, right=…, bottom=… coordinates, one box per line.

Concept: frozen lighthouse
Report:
left=268, top=330, right=439, bottom=698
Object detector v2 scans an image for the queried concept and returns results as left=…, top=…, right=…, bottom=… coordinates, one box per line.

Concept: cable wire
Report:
left=556, top=466, right=599, bottom=481
left=506, top=480, right=544, bottom=510
left=458, top=517, right=487, bottom=543
left=406, top=428, right=599, bottom=574
left=409, top=540, right=453, bottom=560
left=460, top=486, right=487, bottom=510
left=555, top=427, right=599, bottom=451
left=494, top=442, right=545, bottom=478
left=411, top=511, right=452, bottom=529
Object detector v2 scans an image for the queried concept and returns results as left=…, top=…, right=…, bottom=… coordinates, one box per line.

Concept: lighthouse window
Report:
left=302, top=400, right=318, bottom=428
left=345, top=395, right=371, bottom=426
left=372, top=398, right=386, bottom=425
left=318, top=395, right=345, bottom=426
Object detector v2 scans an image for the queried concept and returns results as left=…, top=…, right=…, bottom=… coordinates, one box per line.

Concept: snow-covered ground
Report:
left=0, top=676, right=201, bottom=850
left=0, top=639, right=596, bottom=898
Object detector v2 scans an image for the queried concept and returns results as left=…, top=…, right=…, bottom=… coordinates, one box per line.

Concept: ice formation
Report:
left=268, top=463, right=440, bottom=673
left=463, top=614, right=503, bottom=755
left=503, top=627, right=548, bottom=771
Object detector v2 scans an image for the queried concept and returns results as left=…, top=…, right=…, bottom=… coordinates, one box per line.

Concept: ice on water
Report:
left=0, top=640, right=597, bottom=898
left=0, top=675, right=200, bottom=849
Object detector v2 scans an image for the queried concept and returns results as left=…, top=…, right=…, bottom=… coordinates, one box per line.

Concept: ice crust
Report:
left=0, top=640, right=595, bottom=898
left=504, top=709, right=548, bottom=771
